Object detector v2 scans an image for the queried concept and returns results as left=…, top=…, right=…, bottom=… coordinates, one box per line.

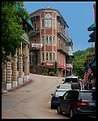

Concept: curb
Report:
left=2, top=79, right=33, bottom=94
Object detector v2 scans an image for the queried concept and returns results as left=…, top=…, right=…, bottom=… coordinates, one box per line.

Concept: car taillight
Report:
left=76, top=101, right=89, bottom=106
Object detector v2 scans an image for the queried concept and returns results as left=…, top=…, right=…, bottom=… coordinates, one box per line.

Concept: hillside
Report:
left=73, top=47, right=94, bottom=79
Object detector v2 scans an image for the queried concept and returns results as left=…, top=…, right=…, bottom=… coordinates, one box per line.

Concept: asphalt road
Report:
left=2, top=74, right=96, bottom=119
left=2, top=73, right=70, bottom=119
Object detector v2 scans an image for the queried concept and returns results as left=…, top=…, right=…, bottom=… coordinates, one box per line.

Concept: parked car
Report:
left=62, top=75, right=80, bottom=89
left=57, top=90, right=96, bottom=119
left=51, top=83, right=72, bottom=109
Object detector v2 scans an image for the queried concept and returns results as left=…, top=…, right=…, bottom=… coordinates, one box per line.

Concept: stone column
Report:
left=12, top=49, right=18, bottom=88
left=2, top=62, right=6, bottom=91
left=6, top=54, right=12, bottom=90
left=24, top=44, right=29, bottom=82
left=18, top=42, right=23, bottom=85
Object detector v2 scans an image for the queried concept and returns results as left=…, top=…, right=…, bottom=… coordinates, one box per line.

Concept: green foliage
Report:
left=41, top=68, right=48, bottom=75
left=73, top=48, right=94, bottom=79
left=1, top=1, right=30, bottom=62
left=49, top=71, right=55, bottom=76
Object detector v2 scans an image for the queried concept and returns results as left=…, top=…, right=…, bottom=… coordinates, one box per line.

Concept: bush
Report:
left=49, top=71, right=55, bottom=76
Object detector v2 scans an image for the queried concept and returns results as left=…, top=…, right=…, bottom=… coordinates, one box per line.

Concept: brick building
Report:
left=29, top=6, right=73, bottom=77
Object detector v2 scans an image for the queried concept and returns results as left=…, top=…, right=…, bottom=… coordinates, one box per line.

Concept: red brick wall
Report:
left=45, top=29, right=52, bottom=34
left=46, top=45, right=52, bottom=51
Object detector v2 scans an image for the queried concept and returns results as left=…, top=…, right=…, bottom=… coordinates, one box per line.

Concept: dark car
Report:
left=57, top=90, right=96, bottom=119
left=51, top=90, right=66, bottom=109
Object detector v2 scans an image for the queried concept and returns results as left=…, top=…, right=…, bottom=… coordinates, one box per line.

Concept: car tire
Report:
left=70, top=109, right=74, bottom=119
left=57, top=106, right=62, bottom=114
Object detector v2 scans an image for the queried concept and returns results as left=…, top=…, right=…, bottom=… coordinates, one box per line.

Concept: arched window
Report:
left=45, top=13, right=52, bottom=28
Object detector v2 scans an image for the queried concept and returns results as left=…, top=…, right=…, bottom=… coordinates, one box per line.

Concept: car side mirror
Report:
left=57, top=86, right=59, bottom=88
left=51, top=93, right=53, bottom=96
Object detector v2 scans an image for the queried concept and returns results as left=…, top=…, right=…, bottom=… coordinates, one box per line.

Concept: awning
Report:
left=58, top=64, right=64, bottom=69
left=88, top=38, right=95, bottom=42
left=88, top=23, right=96, bottom=31
left=89, top=32, right=94, bottom=38
left=90, top=60, right=96, bottom=67
left=44, top=61, right=54, bottom=68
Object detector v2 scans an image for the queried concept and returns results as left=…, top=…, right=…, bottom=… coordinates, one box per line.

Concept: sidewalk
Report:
left=2, top=79, right=33, bottom=94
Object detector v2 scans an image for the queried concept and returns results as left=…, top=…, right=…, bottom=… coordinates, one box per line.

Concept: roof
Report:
left=30, top=7, right=69, bottom=27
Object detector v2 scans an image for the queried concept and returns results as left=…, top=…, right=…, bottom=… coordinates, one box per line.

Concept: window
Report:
left=42, top=36, right=44, bottom=44
left=49, top=36, right=52, bottom=45
left=42, top=52, right=44, bottom=61
left=65, top=91, right=79, bottom=100
left=46, top=36, right=48, bottom=44
left=53, top=53, right=55, bottom=61
left=45, top=13, right=52, bottom=28
left=46, top=52, right=48, bottom=60
left=50, top=52, right=52, bottom=60
left=34, top=23, right=36, bottom=30
left=48, top=19, right=52, bottom=28
left=42, top=19, right=44, bottom=28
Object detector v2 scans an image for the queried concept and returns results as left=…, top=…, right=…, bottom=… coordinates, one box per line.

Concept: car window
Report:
left=59, top=84, right=71, bottom=89
left=65, top=78, right=78, bottom=83
left=55, top=91, right=65, bottom=97
left=79, top=91, right=96, bottom=100
left=64, top=91, right=79, bottom=100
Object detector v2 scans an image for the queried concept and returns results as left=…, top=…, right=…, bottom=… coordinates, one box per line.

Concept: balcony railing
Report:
left=57, top=28, right=68, bottom=40
left=28, top=28, right=40, bottom=37
left=57, top=44, right=69, bottom=54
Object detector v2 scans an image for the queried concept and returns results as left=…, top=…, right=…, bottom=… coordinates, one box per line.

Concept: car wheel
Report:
left=70, top=109, right=74, bottom=119
left=57, top=106, right=62, bottom=114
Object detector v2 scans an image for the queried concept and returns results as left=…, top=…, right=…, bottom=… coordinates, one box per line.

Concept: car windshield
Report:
left=59, top=84, right=71, bottom=89
left=79, top=91, right=96, bottom=100
left=65, top=78, right=78, bottom=82
left=55, top=91, right=65, bottom=97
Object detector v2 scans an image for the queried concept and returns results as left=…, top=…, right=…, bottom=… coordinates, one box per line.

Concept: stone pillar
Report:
left=12, top=49, right=18, bottom=88
left=2, top=63, right=6, bottom=91
left=18, top=42, right=23, bottom=85
left=6, top=54, right=12, bottom=90
left=24, top=44, right=29, bottom=82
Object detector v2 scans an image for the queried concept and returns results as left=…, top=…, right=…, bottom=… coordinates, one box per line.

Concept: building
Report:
left=29, top=6, right=73, bottom=77
left=2, top=4, right=33, bottom=92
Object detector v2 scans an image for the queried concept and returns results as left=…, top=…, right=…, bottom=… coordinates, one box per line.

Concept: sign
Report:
left=31, top=43, right=42, bottom=48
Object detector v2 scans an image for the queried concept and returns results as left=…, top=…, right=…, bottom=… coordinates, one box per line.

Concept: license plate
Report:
left=89, top=102, right=96, bottom=106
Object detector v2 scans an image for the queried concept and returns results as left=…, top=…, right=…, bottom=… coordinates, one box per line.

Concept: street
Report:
left=2, top=74, right=96, bottom=119
left=2, top=74, right=69, bottom=119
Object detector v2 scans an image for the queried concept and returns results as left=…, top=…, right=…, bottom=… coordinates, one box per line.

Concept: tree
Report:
left=73, top=48, right=94, bottom=79
left=1, top=2, right=30, bottom=62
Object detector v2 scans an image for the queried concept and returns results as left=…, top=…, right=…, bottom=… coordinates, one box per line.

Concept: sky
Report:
left=24, top=1, right=95, bottom=52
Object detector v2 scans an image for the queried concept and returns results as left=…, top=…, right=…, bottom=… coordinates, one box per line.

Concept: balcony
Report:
left=67, top=46, right=73, bottom=56
left=28, top=28, right=40, bottom=37
left=57, top=28, right=69, bottom=42
left=57, top=44, right=69, bottom=54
